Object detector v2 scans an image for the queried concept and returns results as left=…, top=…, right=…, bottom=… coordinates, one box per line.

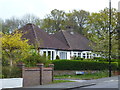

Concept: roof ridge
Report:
left=31, top=24, right=40, bottom=47
left=49, top=33, right=69, bottom=49
left=61, top=30, right=71, bottom=49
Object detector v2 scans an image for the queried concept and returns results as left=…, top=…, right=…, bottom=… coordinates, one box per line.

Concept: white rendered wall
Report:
left=40, top=49, right=56, bottom=60
left=40, top=49, right=100, bottom=60
left=67, top=51, right=71, bottom=59
left=1, top=78, right=23, bottom=89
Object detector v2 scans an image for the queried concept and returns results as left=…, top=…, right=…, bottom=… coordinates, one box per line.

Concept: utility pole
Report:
left=118, top=1, right=120, bottom=74
left=108, top=0, right=112, bottom=77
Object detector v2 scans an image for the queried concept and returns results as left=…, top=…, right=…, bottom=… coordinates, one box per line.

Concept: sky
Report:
left=0, top=0, right=120, bottom=20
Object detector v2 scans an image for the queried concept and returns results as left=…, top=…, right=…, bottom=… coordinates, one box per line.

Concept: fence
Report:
left=18, top=63, right=54, bottom=87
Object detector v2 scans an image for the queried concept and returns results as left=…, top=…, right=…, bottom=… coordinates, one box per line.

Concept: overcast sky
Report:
left=0, top=0, right=119, bottom=20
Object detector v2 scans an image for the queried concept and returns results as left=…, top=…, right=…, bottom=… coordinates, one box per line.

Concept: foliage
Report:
left=93, top=57, right=119, bottom=62
left=52, top=60, right=118, bottom=70
left=40, top=9, right=66, bottom=33
left=1, top=14, right=41, bottom=34
left=1, top=9, right=89, bottom=34
left=2, top=66, right=22, bottom=78
left=86, top=8, right=118, bottom=58
left=40, top=9, right=89, bottom=34
left=1, top=17, right=21, bottom=34
left=56, top=55, right=60, bottom=59
left=22, top=52, right=51, bottom=67
left=1, top=31, right=31, bottom=66
left=93, top=57, right=108, bottom=62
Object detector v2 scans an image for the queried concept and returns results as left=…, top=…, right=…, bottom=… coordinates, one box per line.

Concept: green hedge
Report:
left=71, top=57, right=119, bottom=62
left=2, top=66, right=22, bottom=78
left=52, top=60, right=118, bottom=70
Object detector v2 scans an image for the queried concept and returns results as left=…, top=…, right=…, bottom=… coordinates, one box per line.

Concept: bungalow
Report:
left=19, top=23, right=100, bottom=60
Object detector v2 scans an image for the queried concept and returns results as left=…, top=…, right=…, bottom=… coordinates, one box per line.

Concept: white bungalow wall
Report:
left=40, top=49, right=100, bottom=60
left=70, top=51, right=100, bottom=59
left=40, top=49, right=69, bottom=60
left=40, top=49, right=56, bottom=60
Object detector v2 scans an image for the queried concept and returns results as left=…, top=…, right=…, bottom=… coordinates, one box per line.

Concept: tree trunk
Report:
left=10, top=58, right=13, bottom=66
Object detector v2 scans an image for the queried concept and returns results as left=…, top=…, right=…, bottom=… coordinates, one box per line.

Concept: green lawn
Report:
left=54, top=71, right=109, bottom=80
left=52, top=80, right=75, bottom=84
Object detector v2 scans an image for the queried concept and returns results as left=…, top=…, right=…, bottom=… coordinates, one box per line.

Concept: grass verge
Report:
left=52, top=80, right=75, bottom=84
left=54, top=71, right=108, bottom=80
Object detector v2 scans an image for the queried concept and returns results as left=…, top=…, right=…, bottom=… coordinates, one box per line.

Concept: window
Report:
left=52, top=51, right=54, bottom=60
left=78, top=53, right=81, bottom=57
left=89, top=53, right=92, bottom=58
left=83, top=53, right=85, bottom=58
left=93, top=54, right=95, bottom=57
left=48, top=51, right=51, bottom=60
left=43, top=51, right=46, bottom=56
left=74, top=53, right=77, bottom=57
left=87, top=53, right=89, bottom=58
left=48, top=51, right=51, bottom=56
left=60, top=52, right=67, bottom=59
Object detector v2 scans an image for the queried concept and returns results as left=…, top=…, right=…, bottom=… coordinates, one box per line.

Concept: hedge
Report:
left=2, top=66, right=22, bottom=78
left=52, top=60, right=118, bottom=70
left=73, top=57, right=119, bottom=62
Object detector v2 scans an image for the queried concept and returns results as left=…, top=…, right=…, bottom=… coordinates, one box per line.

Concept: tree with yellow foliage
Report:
left=1, top=31, right=31, bottom=66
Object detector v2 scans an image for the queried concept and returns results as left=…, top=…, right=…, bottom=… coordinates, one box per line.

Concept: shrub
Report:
left=93, top=57, right=119, bottom=62
left=52, top=60, right=118, bottom=70
left=22, top=52, right=51, bottom=67
left=111, top=59, right=119, bottom=62
left=73, top=57, right=84, bottom=60
left=2, top=66, right=22, bottom=78
left=93, top=57, right=108, bottom=62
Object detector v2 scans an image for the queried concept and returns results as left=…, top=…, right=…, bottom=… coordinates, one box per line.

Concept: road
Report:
left=69, top=76, right=119, bottom=90
left=83, top=79, right=118, bottom=88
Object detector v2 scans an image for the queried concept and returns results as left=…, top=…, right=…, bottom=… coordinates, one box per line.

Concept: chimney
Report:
left=66, top=26, right=74, bottom=35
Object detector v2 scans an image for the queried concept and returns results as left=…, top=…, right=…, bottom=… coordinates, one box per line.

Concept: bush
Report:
left=93, top=57, right=119, bottom=62
left=52, top=60, right=118, bottom=70
left=93, top=57, right=108, bottom=62
left=111, top=59, right=120, bottom=62
left=2, top=66, right=22, bottom=78
left=22, top=52, right=51, bottom=67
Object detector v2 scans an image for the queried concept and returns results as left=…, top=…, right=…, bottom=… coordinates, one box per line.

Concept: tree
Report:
left=2, top=14, right=41, bottom=34
left=87, top=8, right=118, bottom=58
left=2, top=17, right=21, bottom=34
left=1, top=31, right=31, bottom=66
left=40, top=9, right=66, bottom=33
left=65, top=10, right=89, bottom=34
left=40, top=9, right=90, bottom=34
left=20, top=14, right=41, bottom=27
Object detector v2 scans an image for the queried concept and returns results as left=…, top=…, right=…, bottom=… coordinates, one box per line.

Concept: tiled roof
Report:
left=19, top=23, right=92, bottom=51
left=52, top=30, right=92, bottom=51
left=19, top=23, right=69, bottom=50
